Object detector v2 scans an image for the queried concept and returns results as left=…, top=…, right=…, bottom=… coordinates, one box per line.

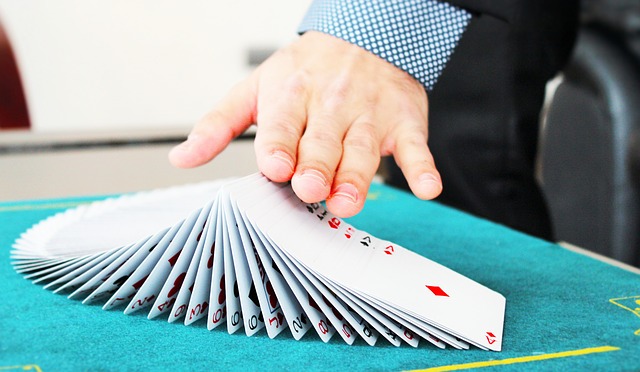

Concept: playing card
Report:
left=147, top=201, right=214, bottom=320
left=232, top=177, right=505, bottom=351
left=248, top=224, right=336, bottom=343
left=11, top=173, right=506, bottom=351
left=167, top=209, right=212, bottom=323
left=232, top=200, right=312, bottom=340
left=43, top=249, right=118, bottom=291
left=184, top=200, right=220, bottom=326
left=220, top=198, right=247, bottom=335
left=99, top=227, right=174, bottom=308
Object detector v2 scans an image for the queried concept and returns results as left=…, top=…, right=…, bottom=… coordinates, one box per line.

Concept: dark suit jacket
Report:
left=447, top=0, right=580, bottom=76
left=387, top=0, right=581, bottom=239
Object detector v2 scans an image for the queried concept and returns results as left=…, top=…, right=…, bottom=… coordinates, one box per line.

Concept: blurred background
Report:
left=0, top=0, right=310, bottom=199
left=0, top=0, right=639, bottom=267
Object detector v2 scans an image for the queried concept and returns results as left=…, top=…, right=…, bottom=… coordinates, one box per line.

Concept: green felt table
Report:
left=1, top=183, right=639, bottom=371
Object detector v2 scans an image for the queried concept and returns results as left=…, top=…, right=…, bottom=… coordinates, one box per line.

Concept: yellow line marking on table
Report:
left=0, top=201, right=90, bottom=212
left=408, top=345, right=620, bottom=371
left=0, top=365, right=43, bottom=372
left=609, top=295, right=640, bottom=336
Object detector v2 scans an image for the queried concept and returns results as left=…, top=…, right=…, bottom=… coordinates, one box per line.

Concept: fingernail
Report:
left=169, top=134, right=202, bottom=166
left=270, top=150, right=295, bottom=173
left=418, top=173, right=441, bottom=195
left=297, top=169, right=327, bottom=187
left=291, top=169, right=329, bottom=201
left=331, top=183, right=358, bottom=204
left=177, top=134, right=201, bottom=150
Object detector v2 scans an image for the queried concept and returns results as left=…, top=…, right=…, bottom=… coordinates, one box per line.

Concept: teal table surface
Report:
left=1, top=183, right=639, bottom=371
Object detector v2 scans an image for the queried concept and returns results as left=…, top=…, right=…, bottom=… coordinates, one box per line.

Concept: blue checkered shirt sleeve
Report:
left=298, top=0, right=471, bottom=90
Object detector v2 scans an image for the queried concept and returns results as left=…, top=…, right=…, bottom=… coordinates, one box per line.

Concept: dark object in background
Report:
left=541, top=1, right=640, bottom=267
left=386, top=1, right=579, bottom=241
left=0, top=19, right=30, bottom=129
left=581, top=0, right=640, bottom=58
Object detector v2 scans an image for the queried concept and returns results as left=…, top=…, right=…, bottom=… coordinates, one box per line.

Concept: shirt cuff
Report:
left=298, top=0, right=471, bottom=91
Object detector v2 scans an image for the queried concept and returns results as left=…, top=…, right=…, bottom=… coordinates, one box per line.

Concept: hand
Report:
left=169, top=31, right=442, bottom=217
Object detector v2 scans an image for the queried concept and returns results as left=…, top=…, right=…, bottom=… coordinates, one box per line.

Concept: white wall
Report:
left=0, top=0, right=311, bottom=132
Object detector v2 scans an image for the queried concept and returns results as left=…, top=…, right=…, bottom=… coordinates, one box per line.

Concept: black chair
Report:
left=540, top=26, right=640, bottom=267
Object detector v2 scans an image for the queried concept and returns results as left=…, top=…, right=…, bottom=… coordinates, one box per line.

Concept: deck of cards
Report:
left=11, top=173, right=506, bottom=350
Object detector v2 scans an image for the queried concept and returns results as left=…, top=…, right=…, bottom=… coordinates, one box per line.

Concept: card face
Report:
left=53, top=245, right=131, bottom=294
left=167, top=226, right=207, bottom=324
left=80, top=236, right=158, bottom=305
left=99, top=227, right=175, bottom=309
left=44, top=250, right=115, bottom=291
left=248, top=223, right=335, bottom=343
left=148, top=201, right=214, bottom=320
left=234, top=185, right=505, bottom=351
left=184, top=200, right=219, bottom=326
left=122, top=209, right=201, bottom=315
left=220, top=201, right=247, bottom=335
left=207, top=198, right=231, bottom=331
left=239, top=210, right=312, bottom=341
left=30, top=255, right=97, bottom=284
left=12, top=173, right=506, bottom=351
left=227, top=200, right=287, bottom=339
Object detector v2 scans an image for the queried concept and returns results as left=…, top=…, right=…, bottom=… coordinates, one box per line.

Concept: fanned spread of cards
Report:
left=11, top=173, right=506, bottom=350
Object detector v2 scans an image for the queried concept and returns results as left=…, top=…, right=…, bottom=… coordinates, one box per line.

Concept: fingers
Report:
left=254, top=73, right=309, bottom=182
left=392, top=124, right=442, bottom=200
left=290, top=75, right=361, bottom=203
left=290, top=119, right=344, bottom=202
left=326, top=119, right=381, bottom=217
left=291, top=115, right=351, bottom=204
left=171, top=30, right=437, bottom=218
left=169, top=76, right=257, bottom=168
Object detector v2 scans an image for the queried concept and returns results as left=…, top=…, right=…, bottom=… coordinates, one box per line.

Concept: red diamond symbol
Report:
left=486, top=331, right=496, bottom=344
left=426, top=285, right=449, bottom=297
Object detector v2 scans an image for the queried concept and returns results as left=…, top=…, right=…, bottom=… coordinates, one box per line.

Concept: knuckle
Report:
left=263, top=117, right=303, bottom=141
left=336, top=170, right=376, bottom=192
left=387, top=93, right=428, bottom=122
left=355, top=120, right=379, bottom=138
left=398, top=131, right=428, bottom=148
left=311, top=112, right=343, bottom=130
left=400, top=150, right=435, bottom=171
left=392, top=73, right=428, bottom=98
left=283, top=71, right=310, bottom=97
left=394, top=143, right=432, bottom=169
left=202, top=108, right=227, bottom=124
left=407, top=136, right=428, bottom=148
left=409, top=158, right=434, bottom=169
left=297, top=162, right=336, bottom=182
left=344, top=126, right=379, bottom=155
left=201, top=110, right=239, bottom=138
left=321, top=76, right=354, bottom=111
left=327, top=74, right=352, bottom=99
left=303, top=128, right=343, bottom=149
